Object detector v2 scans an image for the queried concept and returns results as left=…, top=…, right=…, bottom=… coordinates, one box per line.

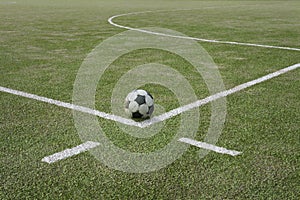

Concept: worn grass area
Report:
left=1, top=0, right=299, bottom=199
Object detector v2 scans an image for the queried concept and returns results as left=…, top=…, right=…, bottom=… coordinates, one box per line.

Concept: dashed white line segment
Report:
left=178, top=138, right=242, bottom=156
left=42, top=138, right=241, bottom=164
left=41, top=141, right=100, bottom=164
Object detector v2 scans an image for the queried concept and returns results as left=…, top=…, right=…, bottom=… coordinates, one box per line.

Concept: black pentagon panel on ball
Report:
left=132, top=111, right=143, bottom=118
left=135, top=94, right=146, bottom=105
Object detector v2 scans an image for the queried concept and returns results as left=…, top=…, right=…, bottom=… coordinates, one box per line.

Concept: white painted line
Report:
left=1, top=64, right=299, bottom=128
left=108, top=11, right=300, bottom=52
left=41, top=141, right=100, bottom=164
left=0, top=86, right=142, bottom=127
left=0, top=2, right=17, bottom=4
left=46, top=138, right=240, bottom=164
left=139, top=63, right=300, bottom=127
left=178, top=137, right=242, bottom=156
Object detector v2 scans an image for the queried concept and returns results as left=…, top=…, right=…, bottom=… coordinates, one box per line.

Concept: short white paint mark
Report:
left=46, top=138, right=240, bottom=164
left=0, top=63, right=299, bottom=128
left=108, top=11, right=300, bottom=52
left=0, top=1, right=16, bottom=4
left=41, top=141, right=100, bottom=164
left=178, top=137, right=242, bottom=156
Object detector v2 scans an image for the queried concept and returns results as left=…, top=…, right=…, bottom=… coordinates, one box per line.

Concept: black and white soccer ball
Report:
left=124, top=89, right=154, bottom=119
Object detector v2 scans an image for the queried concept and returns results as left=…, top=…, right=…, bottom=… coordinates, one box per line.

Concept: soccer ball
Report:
left=124, top=89, right=154, bottom=119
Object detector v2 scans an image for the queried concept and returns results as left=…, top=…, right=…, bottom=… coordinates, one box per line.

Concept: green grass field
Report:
left=1, top=0, right=299, bottom=199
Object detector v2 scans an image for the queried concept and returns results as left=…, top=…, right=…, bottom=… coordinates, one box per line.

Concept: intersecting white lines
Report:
left=1, top=63, right=299, bottom=128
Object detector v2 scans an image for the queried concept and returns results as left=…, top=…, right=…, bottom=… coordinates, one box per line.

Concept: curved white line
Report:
left=108, top=10, right=300, bottom=52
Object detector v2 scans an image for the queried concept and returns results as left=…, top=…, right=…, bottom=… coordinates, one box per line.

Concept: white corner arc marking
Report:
left=178, top=138, right=242, bottom=156
left=108, top=11, right=300, bottom=52
left=41, top=141, right=100, bottom=164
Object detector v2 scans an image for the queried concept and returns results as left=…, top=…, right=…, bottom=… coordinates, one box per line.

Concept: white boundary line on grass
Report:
left=1, top=63, right=299, bottom=128
left=40, top=63, right=299, bottom=163
left=108, top=11, right=300, bottom=52
left=0, top=86, right=142, bottom=127
left=1, top=7, right=298, bottom=164
left=140, top=63, right=300, bottom=127
left=2, top=63, right=299, bottom=163
left=0, top=2, right=17, bottom=4
left=178, top=138, right=242, bottom=156
left=42, top=137, right=241, bottom=164
left=41, top=141, right=100, bottom=164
